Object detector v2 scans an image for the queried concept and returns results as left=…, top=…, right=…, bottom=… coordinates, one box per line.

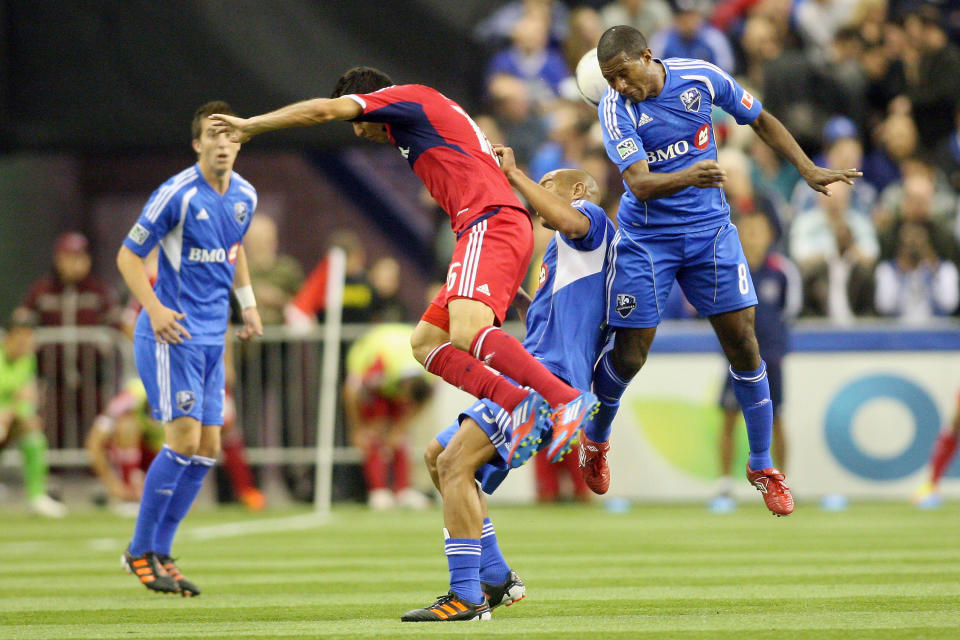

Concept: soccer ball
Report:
left=575, top=48, right=608, bottom=106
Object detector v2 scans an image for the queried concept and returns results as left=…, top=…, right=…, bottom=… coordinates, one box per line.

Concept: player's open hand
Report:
left=686, top=160, right=727, bottom=189
left=803, top=166, right=863, bottom=196
left=209, top=114, right=252, bottom=143
left=148, top=305, right=191, bottom=344
left=236, top=307, right=263, bottom=342
left=493, top=144, right=518, bottom=172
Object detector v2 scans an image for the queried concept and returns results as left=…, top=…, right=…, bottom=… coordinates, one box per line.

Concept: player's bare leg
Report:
left=710, top=307, right=793, bottom=516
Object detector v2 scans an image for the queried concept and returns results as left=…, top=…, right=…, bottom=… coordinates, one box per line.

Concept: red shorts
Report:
left=422, top=207, right=533, bottom=332
left=360, top=394, right=410, bottom=422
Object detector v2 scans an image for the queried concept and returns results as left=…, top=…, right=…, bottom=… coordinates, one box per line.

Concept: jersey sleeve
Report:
left=706, top=67, right=762, bottom=125
left=599, top=91, right=647, bottom=173
left=122, top=183, right=182, bottom=257
left=346, top=85, right=428, bottom=126
left=562, top=200, right=609, bottom=252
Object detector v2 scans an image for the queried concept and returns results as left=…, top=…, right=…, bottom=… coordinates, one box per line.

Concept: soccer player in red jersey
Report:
left=210, top=67, right=599, bottom=465
left=913, top=390, right=960, bottom=508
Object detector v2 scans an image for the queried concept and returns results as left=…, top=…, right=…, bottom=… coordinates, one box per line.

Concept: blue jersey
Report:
left=522, top=200, right=615, bottom=390
left=123, top=164, right=256, bottom=345
left=598, top=58, right=762, bottom=235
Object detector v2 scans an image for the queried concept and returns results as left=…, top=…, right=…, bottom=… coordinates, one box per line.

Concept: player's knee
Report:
left=448, top=323, right=480, bottom=353
left=410, top=326, right=439, bottom=365
left=424, top=439, right=442, bottom=475
left=197, top=443, right=220, bottom=459
left=435, top=446, right=469, bottom=483
left=613, top=345, right=646, bottom=377
left=724, top=332, right=761, bottom=370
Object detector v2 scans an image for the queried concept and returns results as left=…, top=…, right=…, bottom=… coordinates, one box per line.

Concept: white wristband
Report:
left=235, top=285, right=256, bottom=309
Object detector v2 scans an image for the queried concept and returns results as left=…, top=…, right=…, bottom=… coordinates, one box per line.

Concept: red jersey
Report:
left=346, top=85, right=525, bottom=234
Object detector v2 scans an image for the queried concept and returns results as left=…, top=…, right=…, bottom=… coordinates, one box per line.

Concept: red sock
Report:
left=112, top=446, right=141, bottom=488
left=391, top=445, right=411, bottom=492
left=930, top=431, right=959, bottom=485
left=470, top=327, right=577, bottom=407
left=221, top=432, right=256, bottom=496
left=424, top=342, right=528, bottom=411
left=364, top=442, right=388, bottom=490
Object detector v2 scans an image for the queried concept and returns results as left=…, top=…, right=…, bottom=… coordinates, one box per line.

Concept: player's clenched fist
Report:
left=685, top=160, right=727, bottom=189
left=493, top=145, right=517, bottom=172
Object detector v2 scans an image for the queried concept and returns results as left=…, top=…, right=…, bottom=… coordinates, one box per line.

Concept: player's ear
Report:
left=191, top=139, right=201, bottom=154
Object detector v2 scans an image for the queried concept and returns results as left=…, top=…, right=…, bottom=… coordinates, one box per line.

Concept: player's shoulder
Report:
left=664, top=57, right=729, bottom=75
left=572, top=198, right=606, bottom=220
left=155, top=165, right=202, bottom=196
left=230, top=171, right=257, bottom=197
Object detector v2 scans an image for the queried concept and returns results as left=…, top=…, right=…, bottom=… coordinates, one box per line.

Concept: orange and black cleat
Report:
left=482, top=570, right=526, bottom=609
left=746, top=464, right=794, bottom=516
left=122, top=548, right=180, bottom=594
left=401, top=591, right=492, bottom=622
left=158, top=555, right=201, bottom=597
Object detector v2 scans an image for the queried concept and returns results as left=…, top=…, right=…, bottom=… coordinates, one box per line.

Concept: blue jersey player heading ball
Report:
left=585, top=26, right=861, bottom=516
left=117, top=101, right=263, bottom=595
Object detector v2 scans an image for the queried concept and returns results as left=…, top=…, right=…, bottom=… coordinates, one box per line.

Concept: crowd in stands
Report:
left=468, top=0, right=960, bottom=324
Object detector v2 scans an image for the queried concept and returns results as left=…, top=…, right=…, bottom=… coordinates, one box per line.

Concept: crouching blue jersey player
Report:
left=117, top=101, right=263, bottom=596
left=587, top=25, right=862, bottom=517
left=400, top=148, right=614, bottom=622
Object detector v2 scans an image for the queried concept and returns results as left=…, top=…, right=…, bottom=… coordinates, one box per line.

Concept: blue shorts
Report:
left=720, top=360, right=783, bottom=416
left=607, top=224, right=758, bottom=328
left=133, top=335, right=226, bottom=426
left=435, top=398, right=535, bottom=495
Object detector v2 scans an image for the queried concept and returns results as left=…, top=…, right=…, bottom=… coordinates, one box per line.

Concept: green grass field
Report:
left=2, top=501, right=959, bottom=639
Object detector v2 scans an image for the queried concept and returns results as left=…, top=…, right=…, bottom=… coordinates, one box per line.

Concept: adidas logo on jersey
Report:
left=476, top=283, right=490, bottom=296
left=637, top=112, right=653, bottom=127
left=196, top=208, right=210, bottom=220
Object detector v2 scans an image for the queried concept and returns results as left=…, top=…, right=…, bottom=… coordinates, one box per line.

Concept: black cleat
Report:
left=158, top=555, right=201, bottom=597
left=122, top=548, right=180, bottom=594
left=482, top=570, right=526, bottom=609
left=400, top=591, right=492, bottom=622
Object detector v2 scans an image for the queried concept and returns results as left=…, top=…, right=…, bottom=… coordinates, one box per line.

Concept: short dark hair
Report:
left=192, top=100, right=234, bottom=140
left=597, top=25, right=648, bottom=63
left=330, top=66, right=394, bottom=99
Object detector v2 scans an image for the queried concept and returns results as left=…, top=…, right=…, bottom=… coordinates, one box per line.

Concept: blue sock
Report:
left=445, top=536, right=483, bottom=605
left=129, top=446, right=191, bottom=555
left=152, top=455, right=215, bottom=556
left=479, top=518, right=511, bottom=585
left=730, top=362, right=774, bottom=470
left=586, top=350, right=630, bottom=443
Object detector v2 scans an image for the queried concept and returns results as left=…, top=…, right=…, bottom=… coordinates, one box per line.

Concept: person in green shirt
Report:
left=0, top=312, right=66, bottom=517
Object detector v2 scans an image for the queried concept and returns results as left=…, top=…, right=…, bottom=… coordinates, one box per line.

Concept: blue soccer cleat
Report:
left=546, top=391, right=600, bottom=463
left=507, top=390, right=551, bottom=469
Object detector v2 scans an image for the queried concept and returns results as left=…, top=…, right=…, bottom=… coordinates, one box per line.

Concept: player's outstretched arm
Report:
left=495, top=146, right=590, bottom=239
left=622, top=158, right=726, bottom=201
left=750, top=110, right=862, bottom=196
left=209, top=97, right=363, bottom=143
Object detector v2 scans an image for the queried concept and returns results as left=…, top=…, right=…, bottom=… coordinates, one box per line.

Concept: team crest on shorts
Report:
left=615, top=293, right=636, bottom=318
left=176, top=390, right=196, bottom=413
left=680, top=88, right=702, bottom=112
left=234, top=201, right=248, bottom=224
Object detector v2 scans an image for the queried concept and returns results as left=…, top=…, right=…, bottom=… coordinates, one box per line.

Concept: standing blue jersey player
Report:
left=582, top=26, right=862, bottom=516
left=117, top=101, right=263, bottom=595
left=400, top=148, right=614, bottom=622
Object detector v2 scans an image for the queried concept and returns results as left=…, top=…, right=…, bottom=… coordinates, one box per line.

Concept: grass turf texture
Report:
left=1, top=502, right=958, bottom=639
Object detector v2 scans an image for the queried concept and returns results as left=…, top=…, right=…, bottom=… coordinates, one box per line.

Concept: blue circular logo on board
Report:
left=824, top=375, right=940, bottom=480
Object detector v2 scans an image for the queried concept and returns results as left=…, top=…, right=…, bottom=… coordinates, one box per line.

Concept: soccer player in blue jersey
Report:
left=581, top=26, right=862, bottom=515
left=400, top=149, right=614, bottom=621
left=117, top=101, right=263, bottom=595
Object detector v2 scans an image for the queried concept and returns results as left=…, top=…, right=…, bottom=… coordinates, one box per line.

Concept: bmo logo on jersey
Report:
left=188, top=242, right=240, bottom=264
left=646, top=139, right=690, bottom=164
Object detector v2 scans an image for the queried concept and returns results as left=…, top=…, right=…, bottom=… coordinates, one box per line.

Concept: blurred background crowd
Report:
left=0, top=0, right=959, bottom=510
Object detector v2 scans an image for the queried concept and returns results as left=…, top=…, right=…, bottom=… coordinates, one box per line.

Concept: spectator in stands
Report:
left=862, top=111, right=919, bottom=193
left=599, top=0, right=673, bottom=37
left=243, top=215, right=303, bottom=327
left=649, top=0, right=736, bottom=73
left=933, top=103, right=960, bottom=193
left=528, top=101, right=595, bottom=181
left=342, top=323, right=433, bottom=510
left=487, top=74, right=547, bottom=170
left=718, top=146, right=784, bottom=241
left=473, top=0, right=569, bottom=51
left=860, top=38, right=907, bottom=130
left=563, top=6, right=605, bottom=72
left=747, top=131, right=802, bottom=209
left=485, top=7, right=572, bottom=108
left=794, top=116, right=876, bottom=218
left=874, top=222, right=959, bottom=323
left=368, top=256, right=409, bottom=322
left=902, top=4, right=960, bottom=152
left=790, top=183, right=878, bottom=321
left=875, top=166, right=958, bottom=264
left=0, top=311, right=66, bottom=517
left=286, top=229, right=377, bottom=325
left=793, top=0, right=858, bottom=56
left=16, top=232, right=121, bottom=448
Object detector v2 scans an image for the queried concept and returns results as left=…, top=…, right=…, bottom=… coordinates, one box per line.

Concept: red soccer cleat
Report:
left=746, top=464, right=794, bottom=516
left=578, top=434, right=610, bottom=495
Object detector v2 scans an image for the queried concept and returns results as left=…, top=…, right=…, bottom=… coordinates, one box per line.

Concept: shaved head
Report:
left=597, top=25, right=648, bottom=63
left=541, top=168, right=602, bottom=204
